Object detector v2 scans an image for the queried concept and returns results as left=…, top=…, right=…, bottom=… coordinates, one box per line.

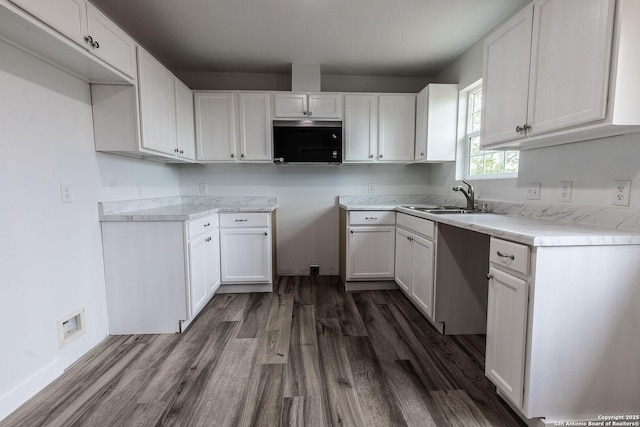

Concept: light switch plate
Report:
left=526, top=182, right=541, bottom=200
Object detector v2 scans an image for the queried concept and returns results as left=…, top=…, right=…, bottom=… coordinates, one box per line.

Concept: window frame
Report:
left=456, top=80, right=519, bottom=181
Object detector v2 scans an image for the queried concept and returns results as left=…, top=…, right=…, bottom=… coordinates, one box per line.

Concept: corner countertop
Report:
left=99, top=196, right=277, bottom=222
left=338, top=196, right=640, bottom=247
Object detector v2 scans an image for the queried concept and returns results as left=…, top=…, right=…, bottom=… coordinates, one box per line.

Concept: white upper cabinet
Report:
left=195, top=91, right=274, bottom=163
left=174, top=79, right=196, bottom=160
left=274, top=93, right=342, bottom=119
left=344, top=94, right=377, bottom=162
left=378, top=94, right=416, bottom=162
left=344, top=93, right=416, bottom=163
left=8, top=0, right=137, bottom=79
left=238, top=92, right=273, bottom=161
left=9, top=0, right=86, bottom=44
left=414, top=84, right=458, bottom=162
left=84, top=2, right=137, bottom=79
left=195, top=92, right=237, bottom=161
left=482, top=0, right=640, bottom=150
left=137, top=48, right=178, bottom=156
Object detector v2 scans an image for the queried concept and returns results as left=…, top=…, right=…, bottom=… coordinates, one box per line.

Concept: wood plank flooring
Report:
left=2, top=276, right=526, bottom=427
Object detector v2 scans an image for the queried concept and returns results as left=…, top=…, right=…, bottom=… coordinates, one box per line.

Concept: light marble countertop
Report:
left=99, top=196, right=277, bottom=222
left=338, top=196, right=640, bottom=247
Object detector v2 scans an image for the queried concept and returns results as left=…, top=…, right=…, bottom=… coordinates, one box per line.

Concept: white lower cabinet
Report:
left=394, top=213, right=436, bottom=318
left=485, top=266, right=528, bottom=407
left=101, top=214, right=220, bottom=334
left=219, top=213, right=273, bottom=284
left=188, top=228, right=220, bottom=318
left=340, top=210, right=396, bottom=283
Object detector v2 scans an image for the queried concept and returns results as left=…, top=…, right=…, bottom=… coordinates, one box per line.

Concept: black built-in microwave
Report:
left=273, top=120, right=342, bottom=164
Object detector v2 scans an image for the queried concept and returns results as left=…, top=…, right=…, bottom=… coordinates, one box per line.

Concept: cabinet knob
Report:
left=241, top=153, right=245, bottom=158
left=204, top=223, right=211, bottom=227
left=486, top=273, right=494, bottom=280
left=516, top=125, right=524, bottom=133
left=379, top=154, right=383, bottom=159
left=230, top=153, right=235, bottom=158
left=264, top=232, right=268, bottom=236
left=84, top=35, right=93, bottom=45
left=369, top=154, right=374, bottom=158
left=523, top=124, right=531, bottom=131
left=93, top=40, right=100, bottom=49
left=303, top=111, right=308, bottom=116
left=420, top=152, right=425, bottom=156
left=350, top=230, right=354, bottom=234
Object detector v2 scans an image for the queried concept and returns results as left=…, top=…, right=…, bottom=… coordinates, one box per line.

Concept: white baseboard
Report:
left=0, top=358, right=63, bottom=422
left=344, top=280, right=398, bottom=291
left=216, top=283, right=273, bottom=293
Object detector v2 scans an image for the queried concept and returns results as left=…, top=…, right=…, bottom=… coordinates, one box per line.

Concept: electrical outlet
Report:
left=559, top=181, right=572, bottom=202
left=199, top=183, right=208, bottom=194
left=368, top=183, right=375, bottom=194
left=310, top=265, right=319, bottom=276
left=526, top=182, right=541, bottom=200
left=60, top=182, right=73, bottom=203
left=612, top=180, right=631, bottom=206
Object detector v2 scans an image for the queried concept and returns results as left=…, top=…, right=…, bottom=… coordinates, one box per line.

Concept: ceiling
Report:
left=91, top=0, right=529, bottom=77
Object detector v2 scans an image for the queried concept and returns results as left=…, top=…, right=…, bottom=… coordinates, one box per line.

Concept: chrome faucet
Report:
left=453, top=180, right=475, bottom=210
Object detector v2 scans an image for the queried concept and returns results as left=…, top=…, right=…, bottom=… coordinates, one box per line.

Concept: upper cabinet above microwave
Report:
left=274, top=93, right=342, bottom=119
left=1, top=0, right=136, bottom=82
left=481, top=0, right=640, bottom=150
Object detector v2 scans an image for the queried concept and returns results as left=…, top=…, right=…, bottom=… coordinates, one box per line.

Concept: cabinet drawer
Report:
left=220, top=212, right=270, bottom=228
left=490, top=238, right=530, bottom=275
left=396, top=213, right=434, bottom=239
left=349, top=211, right=395, bottom=225
left=188, top=215, right=218, bottom=240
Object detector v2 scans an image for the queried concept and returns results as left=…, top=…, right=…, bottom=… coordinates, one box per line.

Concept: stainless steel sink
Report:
left=401, top=205, right=484, bottom=214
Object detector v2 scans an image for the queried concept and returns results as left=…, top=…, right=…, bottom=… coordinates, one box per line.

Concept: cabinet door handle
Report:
left=85, top=35, right=93, bottom=45
left=93, top=40, right=100, bottom=49
left=205, top=237, right=212, bottom=242
left=204, top=223, right=211, bottom=227
left=496, top=251, right=515, bottom=260
left=365, top=217, right=378, bottom=220
left=420, top=152, right=425, bottom=156
left=350, top=230, right=354, bottom=234
left=235, top=219, right=248, bottom=222
left=486, top=273, right=493, bottom=280
left=179, top=150, right=184, bottom=154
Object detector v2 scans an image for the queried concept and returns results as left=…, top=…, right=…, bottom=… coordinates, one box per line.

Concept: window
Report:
left=462, top=83, right=519, bottom=179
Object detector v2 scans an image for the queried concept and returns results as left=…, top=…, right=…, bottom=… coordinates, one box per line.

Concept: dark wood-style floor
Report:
left=2, top=276, right=526, bottom=427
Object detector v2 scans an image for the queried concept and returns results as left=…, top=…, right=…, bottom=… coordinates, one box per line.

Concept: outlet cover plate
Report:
left=559, top=181, right=572, bottom=202
left=612, top=180, right=631, bottom=206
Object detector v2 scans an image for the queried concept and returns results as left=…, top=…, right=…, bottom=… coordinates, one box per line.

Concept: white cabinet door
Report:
left=347, top=226, right=395, bottom=280
left=220, top=228, right=271, bottom=283
left=410, top=234, right=435, bottom=317
left=308, top=94, right=342, bottom=118
left=486, top=267, right=528, bottom=408
left=238, top=92, right=272, bottom=161
left=85, top=2, right=137, bottom=78
left=188, top=234, right=209, bottom=318
left=274, top=93, right=307, bottom=118
left=378, top=94, right=416, bottom=162
left=526, top=0, right=615, bottom=136
left=206, top=230, right=221, bottom=294
left=414, top=84, right=458, bottom=162
left=10, top=0, right=87, bottom=45
left=344, top=94, right=377, bottom=162
left=137, top=48, right=177, bottom=156
left=394, top=228, right=412, bottom=293
left=174, top=79, right=196, bottom=160
left=481, top=4, right=533, bottom=147
left=195, top=92, right=237, bottom=161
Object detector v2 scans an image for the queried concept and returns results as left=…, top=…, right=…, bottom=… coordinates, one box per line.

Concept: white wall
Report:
left=176, top=70, right=432, bottom=93
left=178, top=164, right=430, bottom=275
left=0, top=40, right=180, bottom=419
left=432, top=18, right=640, bottom=210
